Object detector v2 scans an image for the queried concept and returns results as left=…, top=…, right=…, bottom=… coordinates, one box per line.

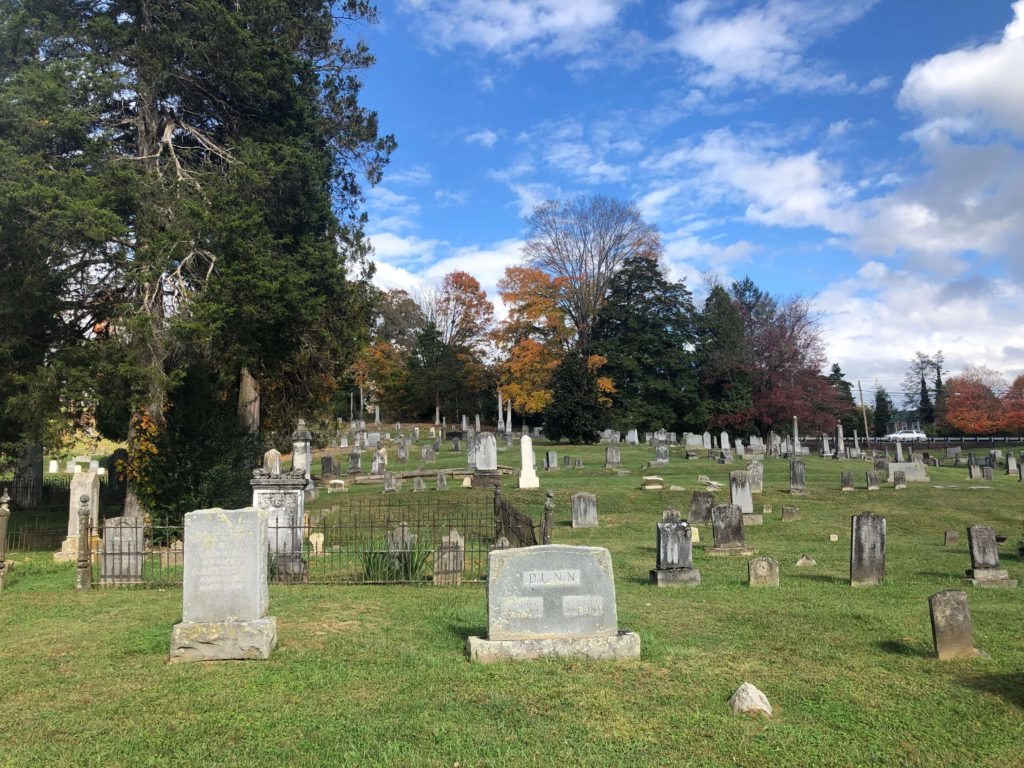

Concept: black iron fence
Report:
left=83, top=487, right=550, bottom=589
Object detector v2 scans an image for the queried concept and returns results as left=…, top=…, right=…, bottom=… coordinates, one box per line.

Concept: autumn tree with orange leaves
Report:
left=941, top=366, right=1007, bottom=435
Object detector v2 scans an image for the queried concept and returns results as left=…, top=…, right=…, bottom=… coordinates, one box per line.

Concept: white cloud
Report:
left=466, top=129, right=499, bottom=148
left=384, top=165, right=432, bottom=186
left=477, top=73, right=496, bottom=91
left=899, top=0, right=1024, bottom=138
left=435, top=189, right=469, bottom=206
left=399, top=0, right=630, bottom=58
left=667, top=0, right=881, bottom=92
left=508, top=181, right=563, bottom=217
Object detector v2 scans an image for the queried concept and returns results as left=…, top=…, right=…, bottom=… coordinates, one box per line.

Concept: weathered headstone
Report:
left=625, top=429, right=639, bottom=445
left=866, top=471, right=879, bottom=491
left=570, top=493, right=598, bottom=528
left=641, top=476, right=664, bottom=490
left=748, top=557, right=779, bottom=587
left=789, top=460, right=806, bottom=495
left=689, top=491, right=714, bottom=525
left=436, top=473, right=448, bottom=491
left=709, top=504, right=754, bottom=556
left=841, top=471, right=854, bottom=492
left=965, top=525, right=1017, bottom=587
left=518, top=435, right=539, bottom=489
left=433, top=528, right=465, bottom=586
left=413, top=477, right=426, bottom=492
left=605, top=445, right=621, bottom=468
left=169, top=507, right=276, bottom=662
left=545, top=451, right=558, bottom=470
left=99, top=517, right=145, bottom=585
left=893, top=470, right=906, bottom=490
left=54, top=471, right=101, bottom=562
left=252, top=468, right=307, bottom=581
left=467, top=545, right=640, bottom=663
left=649, top=520, right=700, bottom=586
left=730, top=471, right=753, bottom=515
left=850, top=512, right=886, bottom=586
left=348, top=451, right=362, bottom=475
left=944, top=530, right=959, bottom=547
left=471, top=433, right=501, bottom=489
left=929, top=590, right=981, bottom=660
left=781, top=506, right=800, bottom=522
left=654, top=444, right=669, bottom=466
left=747, top=461, right=763, bottom=494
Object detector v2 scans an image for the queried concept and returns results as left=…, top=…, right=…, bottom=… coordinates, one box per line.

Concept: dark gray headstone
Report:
left=689, top=491, right=715, bottom=525
left=967, top=525, right=999, bottom=570
left=711, top=504, right=745, bottom=549
left=100, top=516, right=145, bottom=585
left=656, top=520, right=692, bottom=570
left=929, top=590, right=978, bottom=660
left=850, top=512, right=886, bottom=586
left=571, top=493, right=598, bottom=528
left=789, top=460, right=806, bottom=494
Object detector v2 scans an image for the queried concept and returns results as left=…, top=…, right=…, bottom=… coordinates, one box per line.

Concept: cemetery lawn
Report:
left=2, top=446, right=1023, bottom=767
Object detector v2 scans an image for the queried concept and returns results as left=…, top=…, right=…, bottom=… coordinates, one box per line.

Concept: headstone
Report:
left=850, top=512, right=886, bottom=586
left=929, top=590, right=980, bottom=660
left=965, top=525, right=1017, bottom=587
left=649, top=520, right=700, bottom=586
left=1007, top=454, right=1018, bottom=475
left=821, top=434, right=831, bottom=456
left=413, top=477, right=426, bottom=492
left=689, top=491, right=715, bottom=525
left=654, top=444, right=669, bottom=466
left=518, top=435, right=539, bottom=489
left=570, top=493, right=598, bottom=528
left=789, top=460, right=806, bottom=495
left=99, top=517, right=145, bottom=585
left=895, top=442, right=904, bottom=462
left=396, top=445, right=408, bottom=463
left=348, top=451, right=362, bottom=475
left=662, top=508, right=681, bottom=522
left=605, top=445, right=621, bottom=468
left=641, top=476, right=664, bottom=491
left=781, top=507, right=800, bottom=522
left=981, top=467, right=993, bottom=481
left=383, top=471, right=399, bottom=493
left=562, top=455, right=571, bottom=468
left=545, top=451, right=558, bottom=470
left=452, top=438, right=461, bottom=452
left=795, top=554, right=816, bottom=567
left=54, top=471, right=101, bottom=562
left=893, top=471, right=906, bottom=490
left=573, top=457, right=584, bottom=469
left=436, top=473, right=448, bottom=491
left=866, top=471, right=879, bottom=491
left=625, top=429, right=639, bottom=445
left=309, top=532, right=325, bottom=556
left=944, top=530, right=959, bottom=547
left=251, top=467, right=308, bottom=581
left=747, top=461, right=763, bottom=494
left=841, top=471, right=854, bottom=492
left=702, top=431, right=712, bottom=450
left=291, top=420, right=313, bottom=488
left=709, top=504, right=753, bottom=556
left=475, top=414, right=481, bottom=432
left=729, top=471, right=753, bottom=515
left=433, top=528, right=465, bottom=586
left=748, top=557, right=779, bottom=588
left=474, top=433, right=498, bottom=471
left=467, top=545, right=640, bottom=663
left=169, top=507, right=276, bottom=662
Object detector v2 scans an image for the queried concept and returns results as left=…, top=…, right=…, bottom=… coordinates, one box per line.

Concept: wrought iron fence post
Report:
left=542, top=490, right=554, bottom=545
left=75, top=494, right=91, bottom=591
left=0, top=488, right=10, bottom=590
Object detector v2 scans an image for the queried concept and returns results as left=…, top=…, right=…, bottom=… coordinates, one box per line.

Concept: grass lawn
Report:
left=2, top=442, right=1023, bottom=767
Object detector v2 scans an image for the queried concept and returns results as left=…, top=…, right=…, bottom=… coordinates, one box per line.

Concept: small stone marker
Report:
left=642, top=476, right=664, bottom=491
left=467, top=545, right=640, bottom=663
left=709, top=504, right=754, bottom=556
left=413, top=477, right=426, bottom=492
left=965, top=525, right=1017, bottom=587
left=795, top=554, right=816, bottom=567
left=748, top=557, right=779, bottom=587
left=841, top=471, right=854, bottom=492
left=742, top=514, right=763, bottom=526
left=747, top=460, right=764, bottom=494
left=893, top=471, right=906, bottom=490
left=654, top=444, right=669, bottom=466
left=729, top=471, right=753, bottom=515
left=866, top=471, right=879, bottom=491
left=929, top=589, right=981, bottom=660
left=829, top=533, right=839, bottom=542
left=436, top=472, right=448, bottom=490
left=781, top=506, right=800, bottom=522
left=968, top=465, right=982, bottom=480
left=169, top=507, right=276, bottom=662
left=545, top=451, right=558, bottom=470
left=650, top=519, right=700, bottom=586
left=728, top=682, right=772, bottom=717
left=981, top=467, right=993, bottom=481
left=789, top=460, right=806, bottom=494
left=944, top=530, right=958, bottom=547
left=605, top=445, right=621, bottom=468
left=433, top=528, right=465, bottom=586
left=850, top=512, right=886, bottom=586
left=689, top=491, right=714, bottom=525
left=570, top=493, right=598, bottom=528
left=309, top=532, right=325, bottom=556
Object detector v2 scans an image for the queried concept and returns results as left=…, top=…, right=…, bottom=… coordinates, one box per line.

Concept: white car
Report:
left=883, top=429, right=927, bottom=441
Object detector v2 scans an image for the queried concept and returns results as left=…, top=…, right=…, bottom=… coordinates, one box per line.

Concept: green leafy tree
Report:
left=919, top=374, right=934, bottom=425
left=695, top=285, right=754, bottom=431
left=874, top=385, right=895, bottom=436
left=591, top=255, right=699, bottom=433
left=826, top=364, right=858, bottom=433
left=542, top=351, right=607, bottom=443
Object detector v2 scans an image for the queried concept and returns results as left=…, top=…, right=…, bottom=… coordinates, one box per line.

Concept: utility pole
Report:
left=858, top=380, right=870, bottom=438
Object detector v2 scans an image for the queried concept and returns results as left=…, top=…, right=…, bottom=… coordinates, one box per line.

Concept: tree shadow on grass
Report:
left=876, top=639, right=927, bottom=657
left=789, top=572, right=847, bottom=585
left=960, top=673, right=1024, bottom=709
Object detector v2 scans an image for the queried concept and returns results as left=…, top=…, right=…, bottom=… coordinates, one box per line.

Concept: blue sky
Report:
left=356, top=0, right=1024, bottom=399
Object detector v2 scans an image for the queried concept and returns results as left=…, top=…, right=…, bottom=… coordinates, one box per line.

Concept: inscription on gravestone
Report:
left=850, top=512, right=886, bottom=586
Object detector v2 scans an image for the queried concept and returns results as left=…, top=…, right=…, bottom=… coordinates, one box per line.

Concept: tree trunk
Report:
left=237, top=366, right=260, bottom=434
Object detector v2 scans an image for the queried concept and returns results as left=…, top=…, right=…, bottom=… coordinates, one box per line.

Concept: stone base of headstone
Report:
left=741, top=514, right=763, bottom=526
left=466, top=631, right=641, bottom=664
left=707, top=545, right=756, bottom=557
left=470, top=471, right=502, bottom=490
left=53, top=537, right=80, bottom=562
left=169, top=617, right=277, bottom=663
left=649, top=568, right=701, bottom=587
left=965, top=568, right=1017, bottom=588
left=641, top=476, right=664, bottom=490
left=518, top=472, right=539, bottom=489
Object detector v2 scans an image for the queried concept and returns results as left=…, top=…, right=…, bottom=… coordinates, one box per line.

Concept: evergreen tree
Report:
left=591, top=255, right=699, bottom=433
left=918, top=374, right=935, bottom=425
left=873, top=385, right=894, bottom=436
left=542, top=351, right=607, bottom=443
left=695, top=285, right=754, bottom=430
left=826, top=363, right=858, bottom=433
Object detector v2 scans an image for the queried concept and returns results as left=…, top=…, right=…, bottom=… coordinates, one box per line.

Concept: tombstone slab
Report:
left=708, top=504, right=755, bottom=556
left=570, top=493, right=598, bottom=528
left=99, top=517, right=145, bottom=585
left=54, top=471, right=101, bottom=562
left=748, top=557, right=780, bottom=587
left=730, top=471, right=753, bottom=515
left=467, top=545, right=640, bottom=663
left=929, top=590, right=981, bottom=660
left=965, top=525, right=1017, bottom=588
left=169, top=507, right=276, bottom=662
left=850, top=512, right=886, bottom=587
left=649, top=520, right=700, bottom=586
left=689, top=491, right=715, bottom=525
left=789, top=460, right=806, bottom=495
